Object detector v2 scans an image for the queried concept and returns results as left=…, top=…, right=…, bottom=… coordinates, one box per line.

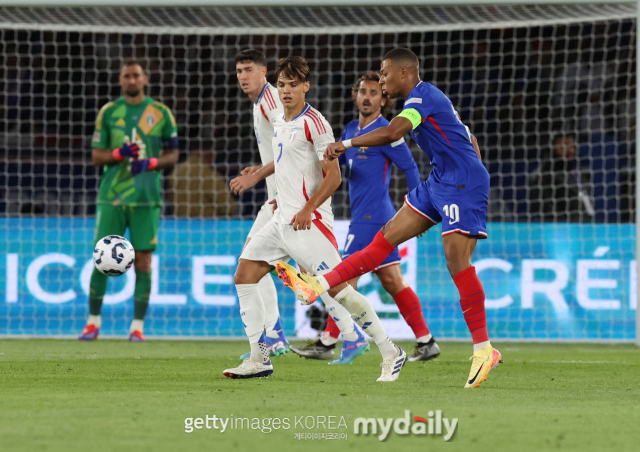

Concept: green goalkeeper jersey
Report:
left=92, top=96, right=178, bottom=207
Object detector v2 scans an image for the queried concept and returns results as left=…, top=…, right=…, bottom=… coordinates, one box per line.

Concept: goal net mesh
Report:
left=0, top=3, right=636, bottom=340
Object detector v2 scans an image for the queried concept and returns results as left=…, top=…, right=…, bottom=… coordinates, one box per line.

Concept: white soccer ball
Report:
left=93, top=235, right=135, bottom=276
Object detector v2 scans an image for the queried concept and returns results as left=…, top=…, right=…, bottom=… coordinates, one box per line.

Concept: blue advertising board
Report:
left=0, top=218, right=635, bottom=340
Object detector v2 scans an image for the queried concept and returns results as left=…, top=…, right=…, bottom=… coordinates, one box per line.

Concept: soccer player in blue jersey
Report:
left=277, top=48, right=503, bottom=388
left=321, top=71, right=440, bottom=363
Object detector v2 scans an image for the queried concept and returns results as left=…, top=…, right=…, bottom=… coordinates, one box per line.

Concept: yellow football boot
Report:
left=275, top=261, right=326, bottom=304
left=464, top=343, right=503, bottom=388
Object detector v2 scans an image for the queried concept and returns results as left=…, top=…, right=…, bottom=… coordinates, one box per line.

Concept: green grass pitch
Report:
left=1, top=339, right=639, bottom=452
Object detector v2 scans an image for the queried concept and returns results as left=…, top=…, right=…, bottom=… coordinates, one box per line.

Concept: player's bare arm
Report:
left=290, top=158, right=341, bottom=231
left=324, top=116, right=413, bottom=161
left=92, top=148, right=118, bottom=166
left=230, top=160, right=275, bottom=195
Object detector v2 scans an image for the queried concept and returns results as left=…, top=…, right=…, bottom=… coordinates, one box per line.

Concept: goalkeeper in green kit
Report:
left=79, top=61, right=179, bottom=342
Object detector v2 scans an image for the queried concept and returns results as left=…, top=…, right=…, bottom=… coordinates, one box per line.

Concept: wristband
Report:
left=147, top=157, right=158, bottom=171
left=342, top=139, right=353, bottom=149
left=112, top=148, right=124, bottom=161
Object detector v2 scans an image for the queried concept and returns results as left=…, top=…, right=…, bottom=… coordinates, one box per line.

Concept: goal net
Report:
left=0, top=2, right=636, bottom=340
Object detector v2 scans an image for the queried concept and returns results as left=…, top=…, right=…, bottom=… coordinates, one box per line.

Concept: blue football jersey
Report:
left=400, top=81, right=489, bottom=189
left=339, top=115, right=421, bottom=225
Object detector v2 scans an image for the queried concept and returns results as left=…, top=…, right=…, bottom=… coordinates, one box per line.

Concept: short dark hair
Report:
left=383, top=47, right=419, bottom=69
left=274, top=56, right=310, bottom=83
left=122, top=59, right=146, bottom=74
left=235, top=49, right=268, bottom=67
left=352, top=71, right=394, bottom=117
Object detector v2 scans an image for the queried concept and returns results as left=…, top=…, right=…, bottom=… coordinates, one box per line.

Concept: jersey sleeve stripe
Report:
left=260, top=104, right=269, bottom=121
left=305, top=111, right=326, bottom=135
left=265, top=89, right=277, bottom=110
left=306, top=110, right=327, bottom=134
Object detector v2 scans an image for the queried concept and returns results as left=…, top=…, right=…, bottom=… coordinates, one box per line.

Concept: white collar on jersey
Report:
left=282, top=103, right=311, bottom=122
left=255, top=83, right=271, bottom=105
left=357, top=113, right=382, bottom=132
left=415, top=80, right=424, bottom=88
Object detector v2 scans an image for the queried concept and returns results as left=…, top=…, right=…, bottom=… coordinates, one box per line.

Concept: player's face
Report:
left=276, top=75, right=309, bottom=110
left=236, top=61, right=267, bottom=96
left=356, top=80, right=386, bottom=118
left=379, top=59, right=402, bottom=99
left=119, top=64, right=148, bottom=98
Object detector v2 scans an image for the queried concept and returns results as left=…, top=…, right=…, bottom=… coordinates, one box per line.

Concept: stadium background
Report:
left=0, top=2, right=637, bottom=340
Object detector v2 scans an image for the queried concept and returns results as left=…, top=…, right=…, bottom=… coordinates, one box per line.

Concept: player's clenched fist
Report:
left=324, top=141, right=347, bottom=161
left=290, top=207, right=312, bottom=231
left=112, top=142, right=140, bottom=161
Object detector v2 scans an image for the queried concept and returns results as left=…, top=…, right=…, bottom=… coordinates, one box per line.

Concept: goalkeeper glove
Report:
left=112, top=142, right=140, bottom=161
left=131, top=158, right=158, bottom=175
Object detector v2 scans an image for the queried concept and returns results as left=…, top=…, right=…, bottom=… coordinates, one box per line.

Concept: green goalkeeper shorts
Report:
left=94, top=204, right=161, bottom=251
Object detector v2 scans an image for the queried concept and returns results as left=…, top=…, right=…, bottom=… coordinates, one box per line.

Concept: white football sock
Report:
left=259, top=274, right=280, bottom=334
left=474, top=340, right=491, bottom=353
left=417, top=334, right=433, bottom=344
left=333, top=285, right=396, bottom=359
left=88, top=315, right=102, bottom=328
left=130, top=319, right=144, bottom=333
left=317, top=275, right=330, bottom=291
left=320, top=333, right=338, bottom=346
left=320, top=293, right=356, bottom=339
left=235, top=283, right=267, bottom=362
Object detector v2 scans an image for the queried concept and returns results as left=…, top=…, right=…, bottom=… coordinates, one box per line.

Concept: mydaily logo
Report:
left=354, top=410, right=457, bottom=441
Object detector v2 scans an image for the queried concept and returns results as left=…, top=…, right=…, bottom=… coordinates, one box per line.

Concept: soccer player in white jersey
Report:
left=230, top=50, right=368, bottom=365
left=229, top=50, right=290, bottom=359
left=223, top=56, right=407, bottom=381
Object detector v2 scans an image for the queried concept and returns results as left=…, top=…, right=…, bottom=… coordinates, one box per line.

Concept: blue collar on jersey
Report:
left=357, top=114, right=383, bottom=132
left=286, top=103, right=311, bottom=122
left=256, top=83, right=270, bottom=105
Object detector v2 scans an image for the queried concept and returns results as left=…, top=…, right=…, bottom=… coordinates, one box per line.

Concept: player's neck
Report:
left=249, top=80, right=268, bottom=104
left=401, top=76, right=422, bottom=100
left=124, top=93, right=146, bottom=105
left=358, top=110, right=381, bottom=129
left=284, top=101, right=306, bottom=122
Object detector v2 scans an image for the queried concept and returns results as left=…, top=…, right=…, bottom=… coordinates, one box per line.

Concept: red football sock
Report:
left=453, top=266, right=489, bottom=344
left=393, top=287, right=430, bottom=339
left=324, top=231, right=396, bottom=288
left=324, top=315, right=340, bottom=339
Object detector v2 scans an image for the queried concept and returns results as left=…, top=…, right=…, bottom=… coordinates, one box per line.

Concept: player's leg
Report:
left=80, top=203, right=126, bottom=341
left=224, top=221, right=288, bottom=379
left=241, top=203, right=290, bottom=358
left=126, top=206, right=161, bottom=342
left=276, top=183, right=439, bottom=303
left=375, top=263, right=440, bottom=362
left=281, top=223, right=404, bottom=381
left=438, top=183, right=501, bottom=388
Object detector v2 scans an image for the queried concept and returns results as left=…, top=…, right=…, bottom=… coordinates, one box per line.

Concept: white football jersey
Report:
left=253, top=83, right=284, bottom=200
left=272, top=103, right=336, bottom=227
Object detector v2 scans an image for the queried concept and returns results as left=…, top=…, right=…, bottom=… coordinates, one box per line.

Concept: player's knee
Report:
left=378, top=274, right=406, bottom=295
left=134, top=253, right=152, bottom=273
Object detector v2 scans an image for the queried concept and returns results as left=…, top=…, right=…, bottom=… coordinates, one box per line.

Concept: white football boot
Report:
left=223, top=358, right=273, bottom=379
left=377, top=346, right=407, bottom=382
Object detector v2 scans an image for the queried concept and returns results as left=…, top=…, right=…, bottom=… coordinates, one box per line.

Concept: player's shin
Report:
left=333, top=285, right=396, bottom=359
left=320, top=293, right=358, bottom=342
left=88, top=267, right=108, bottom=323
left=453, top=266, right=490, bottom=351
left=236, top=283, right=269, bottom=363
left=393, top=287, right=431, bottom=342
left=319, top=231, right=396, bottom=290
left=258, top=274, right=280, bottom=334
left=131, top=270, right=151, bottom=333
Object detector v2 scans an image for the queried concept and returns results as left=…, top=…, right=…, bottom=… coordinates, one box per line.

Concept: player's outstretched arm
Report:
left=229, top=161, right=275, bottom=195
left=289, top=158, right=341, bottom=231
left=324, top=116, right=413, bottom=161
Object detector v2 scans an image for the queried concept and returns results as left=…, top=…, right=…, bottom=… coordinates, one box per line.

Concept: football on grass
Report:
left=93, top=235, right=135, bottom=276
